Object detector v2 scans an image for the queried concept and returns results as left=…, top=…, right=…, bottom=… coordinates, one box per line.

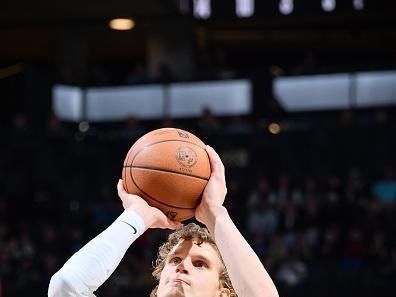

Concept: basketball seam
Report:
left=141, top=139, right=206, bottom=151
left=123, top=150, right=132, bottom=193
left=124, top=165, right=209, bottom=181
left=128, top=168, right=198, bottom=210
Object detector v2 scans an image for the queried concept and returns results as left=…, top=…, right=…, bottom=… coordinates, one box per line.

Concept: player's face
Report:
left=157, top=239, right=230, bottom=297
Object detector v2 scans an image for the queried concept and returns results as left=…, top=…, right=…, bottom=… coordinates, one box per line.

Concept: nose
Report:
left=176, top=260, right=189, bottom=274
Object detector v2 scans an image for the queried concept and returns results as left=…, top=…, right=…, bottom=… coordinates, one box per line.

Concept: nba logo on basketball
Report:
left=176, top=147, right=198, bottom=167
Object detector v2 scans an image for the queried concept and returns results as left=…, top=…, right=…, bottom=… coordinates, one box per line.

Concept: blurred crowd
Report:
left=0, top=108, right=395, bottom=297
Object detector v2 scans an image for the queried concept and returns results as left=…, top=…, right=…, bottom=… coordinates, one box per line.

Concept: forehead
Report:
left=169, top=239, right=222, bottom=265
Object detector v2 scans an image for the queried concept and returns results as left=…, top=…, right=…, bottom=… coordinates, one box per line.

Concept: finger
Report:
left=206, top=145, right=225, bottom=177
left=117, top=179, right=127, bottom=201
left=117, top=179, right=125, bottom=192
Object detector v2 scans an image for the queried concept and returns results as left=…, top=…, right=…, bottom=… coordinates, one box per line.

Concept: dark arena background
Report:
left=1, top=1, right=396, bottom=296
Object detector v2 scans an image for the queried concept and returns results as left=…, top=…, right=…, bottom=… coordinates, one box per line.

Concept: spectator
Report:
left=247, top=176, right=274, bottom=210
left=127, top=63, right=150, bottom=85
left=372, top=167, right=396, bottom=205
left=247, top=199, right=279, bottom=241
left=198, top=107, right=221, bottom=136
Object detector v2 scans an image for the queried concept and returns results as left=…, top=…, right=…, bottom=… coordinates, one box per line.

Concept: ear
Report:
left=218, top=288, right=231, bottom=297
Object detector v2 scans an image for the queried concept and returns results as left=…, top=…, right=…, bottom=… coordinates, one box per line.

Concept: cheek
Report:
left=198, top=271, right=221, bottom=290
left=157, top=268, right=169, bottom=289
left=160, top=267, right=169, bottom=278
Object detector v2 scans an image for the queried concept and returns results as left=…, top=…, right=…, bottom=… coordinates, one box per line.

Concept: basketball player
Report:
left=48, top=146, right=278, bottom=297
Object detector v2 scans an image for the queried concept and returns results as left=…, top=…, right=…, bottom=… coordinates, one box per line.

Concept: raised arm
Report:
left=196, top=146, right=279, bottom=297
left=48, top=183, right=180, bottom=297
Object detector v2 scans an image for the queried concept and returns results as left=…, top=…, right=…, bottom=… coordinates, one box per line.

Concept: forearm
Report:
left=48, top=210, right=146, bottom=297
left=207, top=207, right=279, bottom=297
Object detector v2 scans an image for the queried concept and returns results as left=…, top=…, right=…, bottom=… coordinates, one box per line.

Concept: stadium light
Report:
left=109, top=18, right=135, bottom=30
left=322, top=0, right=336, bottom=12
left=279, top=0, right=294, bottom=15
left=236, top=0, right=255, bottom=18
left=268, top=123, right=281, bottom=134
left=194, top=0, right=211, bottom=19
left=353, top=0, right=364, bottom=10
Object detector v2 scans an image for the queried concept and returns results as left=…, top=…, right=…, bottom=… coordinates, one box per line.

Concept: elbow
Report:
left=266, top=285, right=279, bottom=297
left=48, top=271, right=63, bottom=297
left=252, top=284, right=279, bottom=297
left=48, top=270, right=76, bottom=297
left=263, top=283, right=279, bottom=297
left=270, top=289, right=279, bottom=297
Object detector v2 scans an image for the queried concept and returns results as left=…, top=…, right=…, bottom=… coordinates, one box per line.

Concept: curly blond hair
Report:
left=150, top=223, right=237, bottom=297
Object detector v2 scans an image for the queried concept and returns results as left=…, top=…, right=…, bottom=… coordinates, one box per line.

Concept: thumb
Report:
left=117, top=179, right=128, bottom=201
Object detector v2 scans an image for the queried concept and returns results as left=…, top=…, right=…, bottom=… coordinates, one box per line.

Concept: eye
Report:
left=169, top=257, right=182, bottom=264
left=194, top=260, right=208, bottom=268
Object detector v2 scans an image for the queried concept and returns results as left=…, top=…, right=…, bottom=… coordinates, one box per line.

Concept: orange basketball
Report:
left=122, top=128, right=211, bottom=221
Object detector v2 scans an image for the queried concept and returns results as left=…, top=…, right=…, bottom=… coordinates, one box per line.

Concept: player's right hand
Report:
left=195, top=145, right=228, bottom=228
left=117, top=180, right=181, bottom=230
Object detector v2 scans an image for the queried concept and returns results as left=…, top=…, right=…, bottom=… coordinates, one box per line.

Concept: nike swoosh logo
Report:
left=120, top=221, right=137, bottom=234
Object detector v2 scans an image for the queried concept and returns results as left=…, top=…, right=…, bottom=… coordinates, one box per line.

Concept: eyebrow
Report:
left=169, top=251, right=212, bottom=265
left=194, top=255, right=211, bottom=264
